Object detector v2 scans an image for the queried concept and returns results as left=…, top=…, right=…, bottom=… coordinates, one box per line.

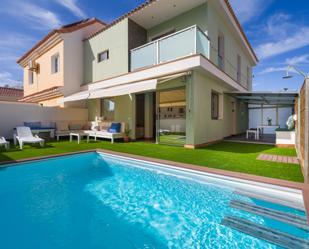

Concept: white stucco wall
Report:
left=0, top=101, right=88, bottom=138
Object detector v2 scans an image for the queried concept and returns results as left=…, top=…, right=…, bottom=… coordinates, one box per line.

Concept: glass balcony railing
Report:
left=130, top=25, right=210, bottom=71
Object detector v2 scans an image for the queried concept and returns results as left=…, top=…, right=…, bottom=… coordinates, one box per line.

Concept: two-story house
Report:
left=17, top=18, right=105, bottom=106
left=61, top=0, right=258, bottom=148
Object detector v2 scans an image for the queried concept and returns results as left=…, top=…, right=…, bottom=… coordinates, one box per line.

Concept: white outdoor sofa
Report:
left=55, top=121, right=92, bottom=140
left=86, top=121, right=125, bottom=143
left=16, top=126, right=45, bottom=150
left=0, top=137, right=9, bottom=150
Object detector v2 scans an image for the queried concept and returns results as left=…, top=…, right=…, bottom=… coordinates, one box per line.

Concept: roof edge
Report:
left=17, top=18, right=106, bottom=65
left=223, top=0, right=258, bottom=63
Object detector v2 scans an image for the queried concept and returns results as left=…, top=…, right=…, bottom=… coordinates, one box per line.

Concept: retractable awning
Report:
left=89, top=79, right=157, bottom=99
left=60, top=79, right=157, bottom=103
left=60, top=71, right=190, bottom=104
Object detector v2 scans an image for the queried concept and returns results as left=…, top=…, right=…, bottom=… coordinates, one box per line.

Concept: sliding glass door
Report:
left=157, top=87, right=186, bottom=146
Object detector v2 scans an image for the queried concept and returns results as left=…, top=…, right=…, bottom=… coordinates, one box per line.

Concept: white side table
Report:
left=69, top=132, right=89, bottom=144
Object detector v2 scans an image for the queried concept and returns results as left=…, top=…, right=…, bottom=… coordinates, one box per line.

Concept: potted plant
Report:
left=124, top=127, right=131, bottom=143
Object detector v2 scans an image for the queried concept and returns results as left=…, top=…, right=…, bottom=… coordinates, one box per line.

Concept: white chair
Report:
left=16, top=126, right=45, bottom=150
left=0, top=137, right=9, bottom=150
left=246, top=128, right=259, bottom=140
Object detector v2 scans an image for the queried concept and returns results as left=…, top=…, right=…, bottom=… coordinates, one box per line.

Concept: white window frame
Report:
left=51, top=53, right=60, bottom=74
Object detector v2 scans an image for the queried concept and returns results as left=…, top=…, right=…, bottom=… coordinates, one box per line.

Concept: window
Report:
left=247, top=66, right=251, bottom=86
left=51, top=54, right=60, bottom=74
left=211, top=91, right=219, bottom=120
left=28, top=70, right=34, bottom=85
left=237, top=55, right=241, bottom=83
left=218, top=32, right=225, bottom=70
left=101, top=98, right=115, bottom=120
left=98, top=50, right=109, bottom=62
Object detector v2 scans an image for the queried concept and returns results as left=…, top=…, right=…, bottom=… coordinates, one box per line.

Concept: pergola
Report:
left=226, top=91, right=298, bottom=127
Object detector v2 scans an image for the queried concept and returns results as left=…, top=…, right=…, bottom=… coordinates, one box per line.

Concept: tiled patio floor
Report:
left=257, top=154, right=299, bottom=164
left=225, top=134, right=276, bottom=145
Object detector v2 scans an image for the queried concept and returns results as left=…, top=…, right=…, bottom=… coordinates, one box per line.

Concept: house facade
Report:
left=17, top=18, right=105, bottom=107
left=19, top=0, right=258, bottom=148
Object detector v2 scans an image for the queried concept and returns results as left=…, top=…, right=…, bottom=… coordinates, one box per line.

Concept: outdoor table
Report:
left=69, top=132, right=89, bottom=144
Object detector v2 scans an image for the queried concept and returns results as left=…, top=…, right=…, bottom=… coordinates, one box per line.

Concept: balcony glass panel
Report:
left=131, top=42, right=157, bottom=71
left=159, top=28, right=195, bottom=63
left=130, top=26, right=210, bottom=71
left=196, top=29, right=209, bottom=58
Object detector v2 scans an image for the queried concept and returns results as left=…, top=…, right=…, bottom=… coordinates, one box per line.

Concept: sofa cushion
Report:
left=108, top=123, right=121, bottom=133
left=56, top=122, right=69, bottom=131
left=82, top=123, right=91, bottom=130
left=69, top=124, right=83, bottom=130
left=41, top=122, right=56, bottom=129
left=99, top=122, right=111, bottom=132
left=24, top=122, right=41, bottom=129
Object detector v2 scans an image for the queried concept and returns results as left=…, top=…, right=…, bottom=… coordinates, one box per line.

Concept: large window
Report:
left=237, top=54, right=242, bottom=83
left=98, top=50, right=109, bottom=63
left=211, top=91, right=219, bottom=120
left=247, top=66, right=251, bottom=87
left=218, top=32, right=225, bottom=70
left=101, top=98, right=115, bottom=121
left=51, top=54, right=60, bottom=74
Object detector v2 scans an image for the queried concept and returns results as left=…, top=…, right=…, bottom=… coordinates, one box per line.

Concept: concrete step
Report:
left=221, top=216, right=309, bottom=249
left=230, top=199, right=309, bottom=231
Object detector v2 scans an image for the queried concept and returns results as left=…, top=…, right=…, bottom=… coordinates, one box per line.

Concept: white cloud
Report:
left=256, top=27, right=309, bottom=59
left=229, top=0, right=272, bottom=24
left=21, top=3, right=62, bottom=30
left=285, top=54, right=309, bottom=65
left=0, top=2, right=62, bottom=30
left=254, top=13, right=309, bottom=59
left=0, top=71, right=22, bottom=87
left=258, top=67, right=287, bottom=75
left=56, top=0, right=86, bottom=19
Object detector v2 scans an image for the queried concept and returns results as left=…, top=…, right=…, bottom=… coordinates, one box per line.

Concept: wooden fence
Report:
left=296, top=79, right=309, bottom=183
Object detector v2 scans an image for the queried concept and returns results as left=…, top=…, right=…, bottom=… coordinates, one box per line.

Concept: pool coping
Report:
left=1, top=148, right=309, bottom=223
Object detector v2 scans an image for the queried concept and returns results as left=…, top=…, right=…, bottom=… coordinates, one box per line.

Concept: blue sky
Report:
left=0, top=0, right=308, bottom=91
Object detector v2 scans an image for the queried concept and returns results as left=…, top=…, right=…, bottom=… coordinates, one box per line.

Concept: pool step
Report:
left=230, top=200, right=309, bottom=231
left=221, top=216, right=309, bottom=249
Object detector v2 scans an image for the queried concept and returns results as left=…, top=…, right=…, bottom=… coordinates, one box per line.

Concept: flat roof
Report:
left=226, top=91, right=298, bottom=105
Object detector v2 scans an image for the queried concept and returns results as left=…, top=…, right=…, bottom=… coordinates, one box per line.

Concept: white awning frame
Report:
left=60, top=71, right=191, bottom=104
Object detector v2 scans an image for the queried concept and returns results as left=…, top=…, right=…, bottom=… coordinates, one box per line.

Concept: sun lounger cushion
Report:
left=108, top=123, right=121, bottom=133
left=69, top=124, right=83, bottom=130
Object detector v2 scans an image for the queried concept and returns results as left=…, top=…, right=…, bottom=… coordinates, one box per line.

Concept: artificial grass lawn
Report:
left=0, top=140, right=303, bottom=182
left=159, top=134, right=186, bottom=146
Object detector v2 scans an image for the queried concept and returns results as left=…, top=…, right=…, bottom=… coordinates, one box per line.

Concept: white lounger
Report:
left=0, top=137, right=9, bottom=150
left=16, top=126, right=45, bottom=150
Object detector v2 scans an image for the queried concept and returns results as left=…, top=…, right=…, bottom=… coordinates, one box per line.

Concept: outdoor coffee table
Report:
left=69, top=132, right=89, bottom=144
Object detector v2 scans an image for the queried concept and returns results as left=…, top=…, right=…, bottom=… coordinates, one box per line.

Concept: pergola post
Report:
left=261, top=104, right=263, bottom=125
left=276, top=105, right=279, bottom=126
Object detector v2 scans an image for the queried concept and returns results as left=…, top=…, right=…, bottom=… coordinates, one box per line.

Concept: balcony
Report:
left=130, top=25, right=210, bottom=71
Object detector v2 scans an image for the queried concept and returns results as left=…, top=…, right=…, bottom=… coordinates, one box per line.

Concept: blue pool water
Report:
left=0, top=152, right=308, bottom=249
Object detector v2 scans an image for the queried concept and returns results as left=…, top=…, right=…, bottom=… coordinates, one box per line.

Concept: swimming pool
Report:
left=0, top=152, right=308, bottom=248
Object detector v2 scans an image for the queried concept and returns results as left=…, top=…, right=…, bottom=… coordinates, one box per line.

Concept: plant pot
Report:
left=124, top=136, right=130, bottom=143
left=268, top=120, right=272, bottom=126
